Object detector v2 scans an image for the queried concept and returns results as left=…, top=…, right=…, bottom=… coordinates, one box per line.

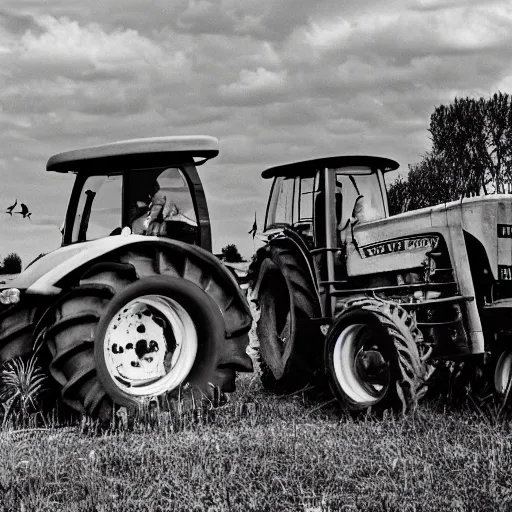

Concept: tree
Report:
left=0, top=253, right=22, bottom=274
left=221, top=244, right=244, bottom=263
left=387, top=175, right=410, bottom=216
left=388, top=92, right=512, bottom=214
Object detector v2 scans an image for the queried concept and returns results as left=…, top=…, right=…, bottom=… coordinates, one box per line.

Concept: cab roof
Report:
left=261, top=155, right=399, bottom=179
left=47, top=135, right=220, bottom=173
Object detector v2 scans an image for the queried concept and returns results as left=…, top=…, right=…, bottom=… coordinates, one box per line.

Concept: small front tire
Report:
left=324, top=300, right=429, bottom=413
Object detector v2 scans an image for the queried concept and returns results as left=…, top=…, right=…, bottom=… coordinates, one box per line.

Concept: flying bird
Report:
left=15, top=203, right=32, bottom=220
left=248, top=212, right=257, bottom=239
left=5, top=199, right=17, bottom=216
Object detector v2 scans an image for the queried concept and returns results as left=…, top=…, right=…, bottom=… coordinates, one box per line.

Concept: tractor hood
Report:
left=1, top=243, right=89, bottom=293
left=349, top=194, right=512, bottom=280
left=3, top=235, right=199, bottom=295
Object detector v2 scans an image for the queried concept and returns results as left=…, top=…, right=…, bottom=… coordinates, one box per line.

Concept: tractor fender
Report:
left=270, top=235, right=321, bottom=309
left=250, top=235, right=321, bottom=312
left=8, top=236, right=251, bottom=335
left=19, top=236, right=252, bottom=340
left=251, top=257, right=278, bottom=300
left=7, top=236, right=152, bottom=293
left=17, top=235, right=231, bottom=294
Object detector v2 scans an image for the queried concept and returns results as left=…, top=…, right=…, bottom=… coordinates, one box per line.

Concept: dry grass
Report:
left=1, top=374, right=512, bottom=512
left=1, top=304, right=510, bottom=510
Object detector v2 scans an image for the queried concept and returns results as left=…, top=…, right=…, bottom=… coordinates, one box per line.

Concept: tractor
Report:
left=0, top=136, right=253, bottom=422
left=251, top=155, right=511, bottom=412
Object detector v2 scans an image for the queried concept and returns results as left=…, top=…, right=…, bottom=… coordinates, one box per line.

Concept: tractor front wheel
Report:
left=324, top=299, right=430, bottom=413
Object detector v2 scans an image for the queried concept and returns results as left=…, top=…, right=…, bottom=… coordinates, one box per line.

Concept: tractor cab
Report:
left=264, top=156, right=396, bottom=245
left=47, top=136, right=219, bottom=251
left=262, top=155, right=399, bottom=314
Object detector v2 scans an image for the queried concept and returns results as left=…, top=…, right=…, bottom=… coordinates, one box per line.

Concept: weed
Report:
left=0, top=352, right=46, bottom=428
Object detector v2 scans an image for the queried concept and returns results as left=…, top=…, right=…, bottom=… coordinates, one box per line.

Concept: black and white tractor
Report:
left=0, top=136, right=253, bottom=421
left=251, top=155, right=511, bottom=412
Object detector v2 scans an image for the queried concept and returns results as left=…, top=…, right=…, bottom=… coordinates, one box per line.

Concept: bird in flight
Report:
left=5, top=199, right=17, bottom=216
left=15, top=203, right=32, bottom=220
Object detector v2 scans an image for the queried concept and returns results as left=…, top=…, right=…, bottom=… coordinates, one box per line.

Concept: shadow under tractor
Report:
left=251, top=155, right=512, bottom=413
left=0, top=136, right=253, bottom=422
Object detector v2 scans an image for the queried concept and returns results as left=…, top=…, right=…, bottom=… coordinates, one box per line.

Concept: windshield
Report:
left=72, top=175, right=123, bottom=242
left=71, top=167, right=198, bottom=244
left=335, top=168, right=385, bottom=227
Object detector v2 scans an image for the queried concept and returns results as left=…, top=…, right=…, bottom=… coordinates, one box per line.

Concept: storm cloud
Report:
left=1, top=1, right=512, bottom=264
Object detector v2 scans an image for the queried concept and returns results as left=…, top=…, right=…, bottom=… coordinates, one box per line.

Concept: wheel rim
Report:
left=103, top=294, right=197, bottom=397
left=495, top=350, right=512, bottom=395
left=332, top=323, right=391, bottom=406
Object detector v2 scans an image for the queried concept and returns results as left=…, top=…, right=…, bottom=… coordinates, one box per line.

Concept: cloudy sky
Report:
left=1, top=0, right=511, bottom=267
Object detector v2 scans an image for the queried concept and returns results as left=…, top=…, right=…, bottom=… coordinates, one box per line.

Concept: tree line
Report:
left=388, top=92, right=512, bottom=215
left=0, top=253, right=22, bottom=275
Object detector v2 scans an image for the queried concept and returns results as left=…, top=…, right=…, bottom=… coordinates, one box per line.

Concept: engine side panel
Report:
left=346, top=207, right=448, bottom=277
left=343, top=201, right=486, bottom=354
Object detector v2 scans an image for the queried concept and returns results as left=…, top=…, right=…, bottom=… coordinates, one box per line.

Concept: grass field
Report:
left=2, top=371, right=512, bottom=512
left=1, top=303, right=512, bottom=511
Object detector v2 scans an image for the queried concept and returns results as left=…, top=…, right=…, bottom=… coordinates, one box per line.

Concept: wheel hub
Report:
left=332, top=323, right=391, bottom=406
left=355, top=349, right=389, bottom=385
left=103, top=294, right=197, bottom=397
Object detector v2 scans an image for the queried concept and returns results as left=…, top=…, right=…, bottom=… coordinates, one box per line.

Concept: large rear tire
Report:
left=42, top=246, right=252, bottom=421
left=0, top=304, right=38, bottom=362
left=256, top=245, right=321, bottom=394
left=0, top=301, right=66, bottom=417
left=324, top=299, right=430, bottom=413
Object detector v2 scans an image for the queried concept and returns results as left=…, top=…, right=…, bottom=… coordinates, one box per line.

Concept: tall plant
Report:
left=0, top=351, right=46, bottom=426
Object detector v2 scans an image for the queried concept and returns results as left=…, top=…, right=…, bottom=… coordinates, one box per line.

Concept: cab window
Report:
left=273, top=177, right=294, bottom=226
left=335, top=169, right=385, bottom=229
left=72, top=175, right=123, bottom=242
left=127, top=167, right=198, bottom=244
left=266, top=174, right=318, bottom=231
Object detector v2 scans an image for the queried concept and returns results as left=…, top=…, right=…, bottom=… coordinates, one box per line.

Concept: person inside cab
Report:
left=129, top=178, right=198, bottom=242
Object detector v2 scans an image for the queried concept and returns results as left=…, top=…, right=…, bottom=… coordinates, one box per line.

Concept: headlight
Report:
left=0, top=288, right=20, bottom=305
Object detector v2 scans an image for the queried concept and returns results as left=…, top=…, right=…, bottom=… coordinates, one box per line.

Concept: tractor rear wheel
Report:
left=324, top=299, right=430, bottom=413
left=256, top=246, right=321, bottom=394
left=42, top=247, right=251, bottom=422
left=0, top=304, right=38, bottom=362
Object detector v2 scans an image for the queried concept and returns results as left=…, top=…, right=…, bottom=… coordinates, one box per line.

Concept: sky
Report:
left=1, top=0, right=512, bottom=267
